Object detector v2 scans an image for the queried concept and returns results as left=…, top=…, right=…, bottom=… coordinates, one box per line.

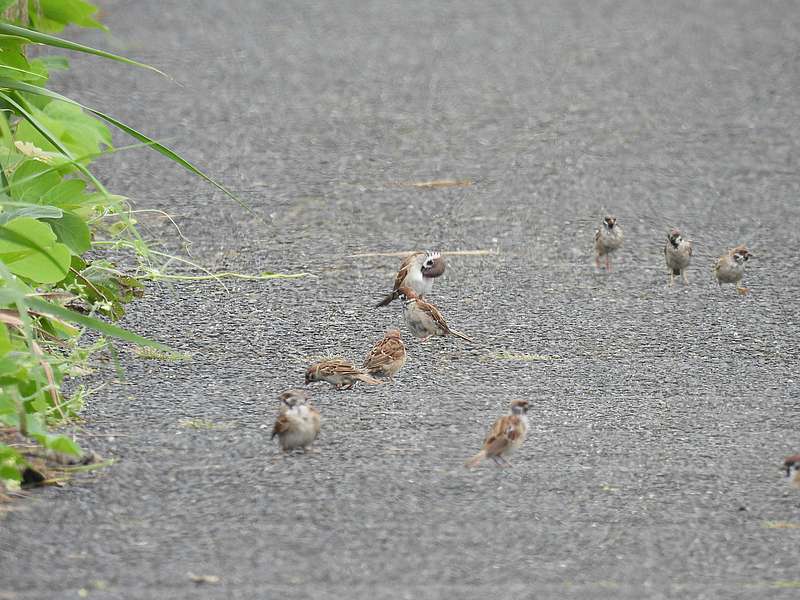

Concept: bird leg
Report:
left=736, top=285, right=750, bottom=296
left=605, top=255, right=611, bottom=272
left=668, top=272, right=674, bottom=287
left=595, top=254, right=601, bottom=271
left=682, top=271, right=689, bottom=285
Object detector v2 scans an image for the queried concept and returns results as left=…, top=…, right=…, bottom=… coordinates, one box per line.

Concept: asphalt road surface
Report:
left=2, top=1, right=800, bottom=598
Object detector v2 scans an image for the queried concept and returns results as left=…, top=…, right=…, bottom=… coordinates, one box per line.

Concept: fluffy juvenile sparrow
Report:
left=714, top=244, right=752, bottom=295
left=595, top=215, right=624, bottom=272
left=376, top=251, right=446, bottom=307
left=784, top=455, right=800, bottom=489
left=465, top=399, right=529, bottom=467
left=363, top=329, right=407, bottom=379
left=305, top=358, right=384, bottom=390
left=398, top=287, right=474, bottom=344
left=664, top=228, right=693, bottom=286
left=271, top=389, right=321, bottom=452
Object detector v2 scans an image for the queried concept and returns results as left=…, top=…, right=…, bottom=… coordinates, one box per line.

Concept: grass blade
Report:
left=0, top=23, right=166, bottom=77
left=0, top=79, right=260, bottom=220
left=0, top=90, right=107, bottom=193
left=25, top=296, right=169, bottom=350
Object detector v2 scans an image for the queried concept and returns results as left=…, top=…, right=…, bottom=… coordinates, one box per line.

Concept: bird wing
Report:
left=321, top=359, right=366, bottom=377
left=713, top=256, right=724, bottom=272
left=364, top=338, right=404, bottom=370
left=417, top=299, right=450, bottom=333
left=271, top=414, right=290, bottom=439
left=392, top=252, right=424, bottom=291
left=482, top=415, right=521, bottom=456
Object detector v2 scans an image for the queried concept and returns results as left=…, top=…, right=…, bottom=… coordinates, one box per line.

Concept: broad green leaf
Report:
left=30, top=0, right=106, bottom=33
left=39, top=178, right=86, bottom=208
left=0, top=23, right=164, bottom=75
left=42, top=209, right=90, bottom=254
left=0, top=91, right=105, bottom=192
left=0, top=355, right=23, bottom=378
left=0, top=79, right=252, bottom=216
left=26, top=296, right=170, bottom=350
left=0, top=34, right=45, bottom=82
left=9, top=159, right=61, bottom=202
left=30, top=55, right=70, bottom=74
left=0, top=464, right=21, bottom=481
left=44, top=433, right=80, bottom=456
left=0, top=204, right=62, bottom=224
left=14, top=98, right=111, bottom=162
left=0, top=217, right=70, bottom=282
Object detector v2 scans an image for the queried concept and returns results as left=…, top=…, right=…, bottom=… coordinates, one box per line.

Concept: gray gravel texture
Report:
left=2, top=0, right=800, bottom=598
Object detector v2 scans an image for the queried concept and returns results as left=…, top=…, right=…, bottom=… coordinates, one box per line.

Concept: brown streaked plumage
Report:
left=594, top=215, right=624, bottom=272
left=305, top=359, right=384, bottom=390
left=376, top=251, right=446, bottom=307
left=271, top=389, right=321, bottom=452
left=466, top=399, right=530, bottom=468
left=363, top=329, right=407, bottom=379
left=398, top=287, right=474, bottom=344
left=714, top=244, right=752, bottom=295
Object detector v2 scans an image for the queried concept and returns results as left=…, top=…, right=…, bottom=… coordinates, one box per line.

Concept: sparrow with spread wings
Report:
left=376, top=251, right=445, bottom=307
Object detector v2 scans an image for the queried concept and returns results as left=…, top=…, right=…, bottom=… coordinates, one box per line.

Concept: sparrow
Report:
left=305, top=358, right=384, bottom=390
left=398, top=287, right=474, bottom=344
left=784, top=454, right=800, bottom=489
left=363, top=329, right=407, bottom=379
left=271, top=389, right=321, bottom=452
left=595, top=215, right=624, bottom=272
left=465, top=399, right=530, bottom=468
left=376, top=251, right=446, bottom=307
left=664, top=228, right=693, bottom=286
left=714, top=244, right=752, bottom=295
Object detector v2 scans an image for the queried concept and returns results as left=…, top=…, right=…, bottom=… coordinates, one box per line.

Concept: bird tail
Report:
left=449, top=329, right=475, bottom=344
left=356, top=373, right=385, bottom=385
left=465, top=450, right=486, bottom=468
left=375, top=292, right=397, bottom=308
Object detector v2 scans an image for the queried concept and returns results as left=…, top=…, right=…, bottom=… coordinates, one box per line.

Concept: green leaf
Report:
left=0, top=23, right=165, bottom=75
left=14, top=98, right=111, bottom=162
left=9, top=159, right=61, bottom=202
left=39, top=178, right=86, bottom=208
left=0, top=204, right=62, bottom=224
left=30, top=0, right=106, bottom=33
left=25, top=296, right=170, bottom=350
left=0, top=91, right=105, bottom=192
left=42, top=209, right=90, bottom=254
left=44, top=433, right=80, bottom=456
left=30, top=55, right=70, bottom=73
left=0, top=1, right=18, bottom=13
left=0, top=464, right=22, bottom=481
left=0, top=79, right=255, bottom=217
left=0, top=34, right=46, bottom=82
left=0, top=217, right=69, bottom=281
